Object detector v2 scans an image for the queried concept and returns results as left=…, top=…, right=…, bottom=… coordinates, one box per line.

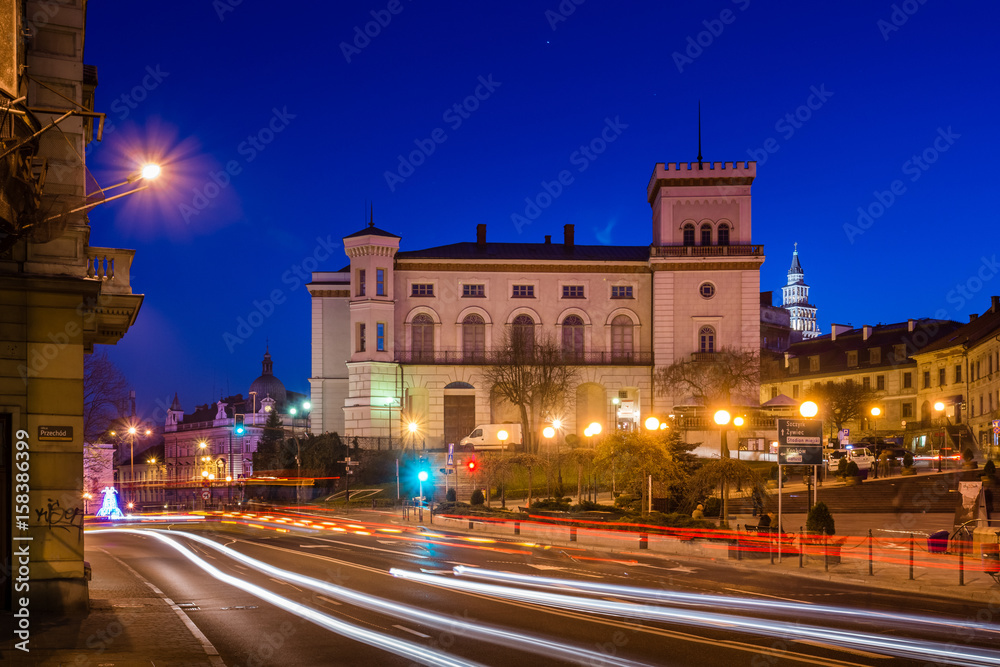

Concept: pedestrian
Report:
left=751, top=487, right=763, bottom=517
left=692, top=503, right=705, bottom=520
left=757, top=512, right=771, bottom=528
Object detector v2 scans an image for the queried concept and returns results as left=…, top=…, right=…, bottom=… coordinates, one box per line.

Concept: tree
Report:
left=482, top=327, right=579, bottom=454
left=252, top=410, right=294, bottom=472
left=595, top=430, right=683, bottom=514
left=655, top=346, right=760, bottom=408
left=510, top=452, right=542, bottom=509
left=83, top=350, right=129, bottom=441
left=807, top=381, right=875, bottom=435
left=686, top=458, right=765, bottom=521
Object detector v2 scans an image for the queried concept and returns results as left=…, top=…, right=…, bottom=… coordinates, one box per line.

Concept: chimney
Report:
left=992, top=295, right=999, bottom=312
left=476, top=224, right=486, bottom=249
left=831, top=323, right=851, bottom=340
left=544, top=235, right=552, bottom=245
left=907, top=319, right=915, bottom=332
left=564, top=223, right=574, bottom=248
left=970, top=313, right=979, bottom=323
left=783, top=352, right=790, bottom=368
left=862, top=325, right=872, bottom=340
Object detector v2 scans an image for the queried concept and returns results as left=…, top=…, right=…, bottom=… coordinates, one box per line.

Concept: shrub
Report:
left=963, top=448, right=975, bottom=462
left=530, top=497, right=572, bottom=511
left=836, top=457, right=848, bottom=477
left=806, top=501, right=835, bottom=535
left=470, top=489, right=485, bottom=506
left=845, top=460, right=860, bottom=477
left=572, top=500, right=616, bottom=512
left=703, top=497, right=721, bottom=517
left=614, top=494, right=638, bottom=510
left=903, top=451, right=914, bottom=468
left=984, top=460, right=996, bottom=477
left=446, top=488, right=457, bottom=502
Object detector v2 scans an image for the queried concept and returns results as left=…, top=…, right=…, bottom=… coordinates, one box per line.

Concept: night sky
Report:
left=83, top=1, right=999, bottom=420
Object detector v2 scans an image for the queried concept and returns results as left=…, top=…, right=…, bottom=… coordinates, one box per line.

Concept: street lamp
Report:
left=498, top=430, right=509, bottom=508
left=83, top=492, right=92, bottom=515
left=713, top=410, right=731, bottom=528
left=934, top=401, right=946, bottom=472
left=799, top=401, right=818, bottom=419
left=644, top=416, right=660, bottom=431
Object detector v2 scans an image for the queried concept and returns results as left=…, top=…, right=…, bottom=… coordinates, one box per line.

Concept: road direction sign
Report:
left=777, top=418, right=823, bottom=465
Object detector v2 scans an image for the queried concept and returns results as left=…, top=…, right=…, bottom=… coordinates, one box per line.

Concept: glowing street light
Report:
left=542, top=426, right=555, bottom=439
left=644, top=416, right=660, bottom=431
left=799, top=401, right=818, bottom=418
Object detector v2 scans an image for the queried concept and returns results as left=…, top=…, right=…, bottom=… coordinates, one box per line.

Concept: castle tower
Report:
left=781, top=243, right=819, bottom=339
left=166, top=393, right=184, bottom=428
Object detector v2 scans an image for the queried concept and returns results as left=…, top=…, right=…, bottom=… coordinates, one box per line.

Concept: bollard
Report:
left=824, top=534, right=829, bottom=572
left=736, top=526, right=741, bottom=561
left=514, top=521, right=520, bottom=536
left=468, top=520, right=474, bottom=530
left=640, top=532, right=649, bottom=550
left=799, top=528, right=804, bottom=568
left=868, top=529, right=874, bottom=576
left=959, top=540, right=965, bottom=586
left=570, top=526, right=577, bottom=542
left=909, top=533, right=914, bottom=580
left=770, top=529, right=774, bottom=565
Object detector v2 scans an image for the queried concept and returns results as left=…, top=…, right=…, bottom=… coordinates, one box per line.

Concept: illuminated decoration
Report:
left=95, top=486, right=125, bottom=520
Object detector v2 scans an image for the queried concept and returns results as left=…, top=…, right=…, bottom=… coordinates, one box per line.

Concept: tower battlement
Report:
left=659, top=160, right=756, bottom=174
left=647, top=161, right=756, bottom=202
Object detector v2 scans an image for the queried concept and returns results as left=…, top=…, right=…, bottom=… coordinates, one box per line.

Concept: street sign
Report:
left=438, top=468, right=455, bottom=474
left=777, top=419, right=823, bottom=465
left=447, top=443, right=454, bottom=466
left=202, top=490, right=210, bottom=500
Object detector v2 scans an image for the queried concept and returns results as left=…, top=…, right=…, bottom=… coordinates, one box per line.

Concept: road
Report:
left=87, top=509, right=1000, bottom=667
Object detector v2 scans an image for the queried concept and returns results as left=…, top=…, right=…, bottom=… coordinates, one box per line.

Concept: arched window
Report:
left=699, top=326, right=716, bottom=354
left=562, top=315, right=584, bottom=361
left=718, top=223, right=730, bottom=246
left=611, top=315, right=633, bottom=361
left=700, top=223, right=712, bottom=246
left=683, top=224, right=695, bottom=246
left=411, top=314, right=434, bottom=361
left=512, top=314, right=535, bottom=356
left=462, top=314, right=485, bottom=362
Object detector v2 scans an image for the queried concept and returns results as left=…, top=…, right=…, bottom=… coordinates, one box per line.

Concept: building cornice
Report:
left=395, top=261, right=650, bottom=274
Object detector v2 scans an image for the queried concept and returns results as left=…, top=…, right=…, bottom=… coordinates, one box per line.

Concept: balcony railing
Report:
left=85, top=246, right=136, bottom=294
left=395, top=348, right=654, bottom=365
left=650, top=244, right=764, bottom=258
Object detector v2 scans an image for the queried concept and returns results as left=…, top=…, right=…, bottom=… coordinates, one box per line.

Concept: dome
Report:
left=248, top=348, right=286, bottom=409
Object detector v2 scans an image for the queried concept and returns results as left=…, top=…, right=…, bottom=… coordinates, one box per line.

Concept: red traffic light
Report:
left=467, top=460, right=477, bottom=471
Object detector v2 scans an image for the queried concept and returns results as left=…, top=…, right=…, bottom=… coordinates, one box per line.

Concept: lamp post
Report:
left=934, top=401, right=946, bottom=472
left=417, top=470, right=428, bottom=521
left=587, top=422, right=601, bottom=502
left=713, top=410, right=731, bottom=527
left=498, top=429, right=508, bottom=508
left=83, top=492, right=92, bottom=515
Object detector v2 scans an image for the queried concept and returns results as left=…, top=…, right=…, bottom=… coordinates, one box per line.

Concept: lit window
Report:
left=611, top=285, right=633, bottom=299
left=562, top=285, right=584, bottom=299
left=512, top=285, right=534, bottom=298
left=463, top=284, right=485, bottom=298
left=376, top=322, right=386, bottom=352
left=699, top=282, right=715, bottom=299
left=411, top=284, right=434, bottom=297
left=376, top=269, right=386, bottom=296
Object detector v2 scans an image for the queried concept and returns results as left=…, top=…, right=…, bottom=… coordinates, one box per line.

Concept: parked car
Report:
left=827, top=447, right=875, bottom=473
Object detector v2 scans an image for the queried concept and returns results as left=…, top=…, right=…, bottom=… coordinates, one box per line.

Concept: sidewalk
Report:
left=0, top=545, right=223, bottom=666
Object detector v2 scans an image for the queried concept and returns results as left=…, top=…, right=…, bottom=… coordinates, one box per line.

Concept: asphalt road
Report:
left=87, top=511, right=1000, bottom=667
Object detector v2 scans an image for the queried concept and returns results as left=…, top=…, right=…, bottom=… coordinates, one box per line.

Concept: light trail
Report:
left=97, top=529, right=478, bottom=667
left=98, top=528, right=656, bottom=667
left=390, top=569, right=1000, bottom=667
left=452, top=567, right=1000, bottom=637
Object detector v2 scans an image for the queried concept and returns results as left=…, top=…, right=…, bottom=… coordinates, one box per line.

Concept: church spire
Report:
left=788, top=241, right=803, bottom=276
left=261, top=347, right=273, bottom=376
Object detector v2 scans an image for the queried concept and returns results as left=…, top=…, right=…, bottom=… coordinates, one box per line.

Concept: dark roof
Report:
left=396, top=241, right=650, bottom=262
left=344, top=225, right=400, bottom=239
left=181, top=394, right=247, bottom=424
left=788, top=249, right=803, bottom=275
left=918, top=300, right=1000, bottom=354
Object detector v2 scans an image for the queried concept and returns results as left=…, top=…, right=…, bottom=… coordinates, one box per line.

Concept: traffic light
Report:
left=467, top=459, right=477, bottom=472
left=234, top=413, right=245, bottom=436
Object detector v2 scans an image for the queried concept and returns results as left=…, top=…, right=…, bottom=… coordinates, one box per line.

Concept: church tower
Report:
left=781, top=243, right=819, bottom=339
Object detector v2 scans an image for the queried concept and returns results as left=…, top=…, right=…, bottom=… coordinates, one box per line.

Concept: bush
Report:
left=845, top=460, right=860, bottom=477
left=470, top=489, right=485, bottom=506
left=572, top=500, right=617, bottom=512
left=806, top=501, right=835, bottom=535
left=903, top=451, right=914, bottom=468
left=446, top=488, right=457, bottom=502
left=619, top=511, right=717, bottom=530
left=530, top=497, right=571, bottom=511
left=984, top=460, right=996, bottom=477
left=702, top=497, right=721, bottom=517
left=963, top=448, right=975, bottom=462
left=614, top=494, right=640, bottom=510
left=836, top=457, right=848, bottom=477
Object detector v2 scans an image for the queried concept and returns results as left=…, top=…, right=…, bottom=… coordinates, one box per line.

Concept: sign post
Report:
left=340, top=457, right=360, bottom=504
left=777, top=419, right=823, bottom=561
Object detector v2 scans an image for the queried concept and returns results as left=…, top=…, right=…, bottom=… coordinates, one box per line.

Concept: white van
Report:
left=459, top=424, right=523, bottom=451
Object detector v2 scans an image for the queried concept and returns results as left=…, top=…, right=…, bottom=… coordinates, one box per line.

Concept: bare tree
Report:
left=83, top=349, right=129, bottom=441
left=655, top=346, right=760, bottom=408
left=595, top=430, right=682, bottom=514
left=806, top=381, right=876, bottom=435
left=481, top=327, right=579, bottom=454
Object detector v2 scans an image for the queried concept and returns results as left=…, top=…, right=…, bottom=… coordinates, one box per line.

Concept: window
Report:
left=862, top=377, right=871, bottom=390
left=463, top=284, right=485, bottom=298
left=512, top=284, right=534, bottom=298
left=462, top=314, right=485, bottom=361
left=562, top=285, right=584, bottom=299
left=411, top=314, right=434, bottom=361
left=376, top=322, right=385, bottom=351
left=903, top=372, right=912, bottom=389
left=955, top=365, right=962, bottom=383
left=357, top=269, right=366, bottom=297
left=612, top=315, right=634, bottom=360
left=411, top=284, right=434, bottom=297
left=561, top=315, right=584, bottom=360
left=876, top=375, right=885, bottom=391
left=376, top=268, right=386, bottom=296
left=894, top=344, right=907, bottom=362
left=792, top=384, right=799, bottom=399
left=698, top=325, right=715, bottom=354
left=512, top=314, right=535, bottom=355
left=847, top=351, right=858, bottom=367
left=770, top=387, right=778, bottom=400
left=869, top=348, right=881, bottom=364
left=611, top=285, right=633, bottom=299
left=902, top=402, right=913, bottom=419
left=699, top=282, right=716, bottom=299
left=938, top=368, right=946, bottom=386
left=700, top=223, right=712, bottom=245
left=809, top=356, right=819, bottom=372
left=683, top=223, right=695, bottom=246
left=976, top=360, right=981, bottom=379
left=790, top=358, right=800, bottom=374
left=923, top=371, right=930, bottom=388
left=717, top=223, right=730, bottom=246
left=358, top=323, right=366, bottom=352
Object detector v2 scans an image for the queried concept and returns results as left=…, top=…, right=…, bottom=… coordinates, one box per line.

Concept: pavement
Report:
left=0, top=544, right=224, bottom=666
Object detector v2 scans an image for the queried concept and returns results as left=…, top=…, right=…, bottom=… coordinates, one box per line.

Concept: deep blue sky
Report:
left=84, top=1, right=999, bottom=419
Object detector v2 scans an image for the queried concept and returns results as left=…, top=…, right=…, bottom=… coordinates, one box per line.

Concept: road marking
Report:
left=419, top=569, right=454, bottom=574
left=298, top=544, right=332, bottom=548
left=393, top=624, right=431, bottom=638
left=796, top=640, right=890, bottom=660
left=316, top=595, right=342, bottom=606
left=270, top=577, right=303, bottom=591
left=724, top=587, right=814, bottom=605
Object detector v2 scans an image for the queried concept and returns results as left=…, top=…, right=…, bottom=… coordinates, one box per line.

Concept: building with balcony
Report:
left=310, top=160, right=766, bottom=451
left=0, top=2, right=142, bottom=612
